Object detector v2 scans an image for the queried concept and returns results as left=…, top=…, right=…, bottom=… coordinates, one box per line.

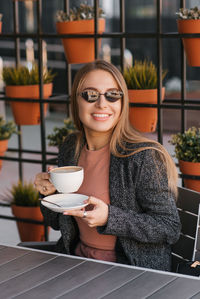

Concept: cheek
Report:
left=77, top=100, right=90, bottom=122
left=77, top=100, right=83, bottom=123
left=114, top=101, right=122, bottom=117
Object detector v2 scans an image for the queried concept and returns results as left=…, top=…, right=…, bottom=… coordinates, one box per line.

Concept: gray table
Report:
left=0, top=244, right=200, bottom=299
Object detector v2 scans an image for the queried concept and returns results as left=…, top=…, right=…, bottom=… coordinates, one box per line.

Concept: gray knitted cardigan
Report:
left=41, top=134, right=181, bottom=271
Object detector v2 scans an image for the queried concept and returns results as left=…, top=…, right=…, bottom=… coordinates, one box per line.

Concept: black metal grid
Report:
left=0, top=0, right=200, bottom=237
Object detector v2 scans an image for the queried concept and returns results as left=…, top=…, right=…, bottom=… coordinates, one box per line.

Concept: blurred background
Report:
left=0, top=0, right=199, bottom=244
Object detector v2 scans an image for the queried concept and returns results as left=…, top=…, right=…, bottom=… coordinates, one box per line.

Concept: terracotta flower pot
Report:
left=56, top=19, right=105, bottom=64
left=0, top=139, right=8, bottom=170
left=11, top=205, right=47, bottom=242
left=177, top=19, right=200, bottom=66
left=128, top=88, right=165, bottom=133
left=179, top=160, right=200, bottom=192
left=0, top=22, right=2, bottom=34
left=5, top=83, right=53, bottom=125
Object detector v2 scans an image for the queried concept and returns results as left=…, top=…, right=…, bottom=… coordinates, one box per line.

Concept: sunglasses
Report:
left=80, top=90, right=123, bottom=103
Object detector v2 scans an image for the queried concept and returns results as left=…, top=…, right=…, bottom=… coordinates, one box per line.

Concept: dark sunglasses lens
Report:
left=105, top=91, right=123, bottom=102
left=81, top=91, right=99, bottom=102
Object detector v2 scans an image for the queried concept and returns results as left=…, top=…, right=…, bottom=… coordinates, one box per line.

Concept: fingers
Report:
left=63, top=208, right=87, bottom=218
left=34, top=172, right=56, bottom=196
left=63, top=196, right=109, bottom=227
left=47, top=166, right=54, bottom=172
left=85, top=196, right=101, bottom=205
left=63, top=208, right=95, bottom=226
left=39, top=184, right=56, bottom=196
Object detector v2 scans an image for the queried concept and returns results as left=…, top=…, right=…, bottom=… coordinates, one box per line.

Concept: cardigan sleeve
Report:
left=97, top=149, right=181, bottom=245
left=40, top=134, right=78, bottom=230
left=40, top=203, right=60, bottom=230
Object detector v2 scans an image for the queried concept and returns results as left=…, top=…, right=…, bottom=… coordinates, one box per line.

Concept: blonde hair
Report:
left=71, top=60, right=178, bottom=197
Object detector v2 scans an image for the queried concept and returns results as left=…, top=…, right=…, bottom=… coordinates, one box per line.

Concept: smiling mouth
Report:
left=92, top=113, right=111, bottom=120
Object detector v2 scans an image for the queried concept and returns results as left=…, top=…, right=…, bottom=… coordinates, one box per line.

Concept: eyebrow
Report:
left=82, top=87, right=120, bottom=92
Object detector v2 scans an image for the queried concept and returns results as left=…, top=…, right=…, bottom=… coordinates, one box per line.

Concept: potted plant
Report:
left=170, top=127, right=200, bottom=192
left=0, top=115, right=18, bottom=170
left=2, top=65, right=55, bottom=125
left=0, top=14, right=2, bottom=33
left=176, top=6, right=200, bottom=66
left=47, top=118, right=77, bottom=148
left=56, top=3, right=105, bottom=64
left=123, top=60, right=167, bottom=132
left=9, top=181, right=47, bottom=242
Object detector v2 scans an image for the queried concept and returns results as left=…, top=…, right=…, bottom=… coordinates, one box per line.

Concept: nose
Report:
left=95, top=93, right=108, bottom=108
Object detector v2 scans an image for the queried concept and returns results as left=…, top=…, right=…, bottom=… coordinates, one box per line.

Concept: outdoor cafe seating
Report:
left=18, top=186, right=200, bottom=277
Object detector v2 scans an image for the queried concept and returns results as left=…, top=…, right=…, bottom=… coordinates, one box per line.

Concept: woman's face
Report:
left=77, top=69, right=122, bottom=136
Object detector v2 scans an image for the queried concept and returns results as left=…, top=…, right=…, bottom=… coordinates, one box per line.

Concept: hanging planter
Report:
left=128, top=88, right=165, bottom=132
left=0, top=14, right=2, bottom=34
left=177, top=19, right=200, bottom=66
left=3, top=65, right=55, bottom=125
left=177, top=7, right=200, bottom=67
left=179, top=160, right=200, bottom=192
left=11, top=205, right=46, bottom=242
left=56, top=4, right=105, bottom=64
left=123, top=60, right=167, bottom=133
left=8, top=181, right=48, bottom=242
left=170, top=127, right=200, bottom=192
left=0, top=139, right=8, bottom=170
left=5, top=83, right=53, bottom=125
left=0, top=116, right=18, bottom=170
left=56, top=19, right=105, bottom=64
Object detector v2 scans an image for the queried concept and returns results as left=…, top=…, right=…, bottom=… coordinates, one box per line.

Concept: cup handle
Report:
left=47, top=170, right=53, bottom=184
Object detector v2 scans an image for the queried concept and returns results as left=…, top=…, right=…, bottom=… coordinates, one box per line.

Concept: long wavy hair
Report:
left=71, top=60, right=178, bottom=197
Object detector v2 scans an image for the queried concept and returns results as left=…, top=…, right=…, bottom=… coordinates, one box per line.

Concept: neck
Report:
left=84, top=130, right=111, bottom=151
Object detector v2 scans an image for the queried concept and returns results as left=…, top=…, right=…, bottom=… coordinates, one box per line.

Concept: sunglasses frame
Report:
left=80, top=90, right=123, bottom=103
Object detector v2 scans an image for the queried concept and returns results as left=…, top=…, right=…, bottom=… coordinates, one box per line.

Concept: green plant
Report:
left=10, top=181, right=40, bottom=207
left=2, top=65, right=56, bottom=86
left=56, top=3, right=105, bottom=22
left=47, top=118, right=77, bottom=147
left=123, top=60, right=167, bottom=90
left=169, top=127, right=200, bottom=162
left=0, top=14, right=3, bottom=22
left=0, top=115, right=18, bottom=140
left=176, top=6, right=200, bottom=19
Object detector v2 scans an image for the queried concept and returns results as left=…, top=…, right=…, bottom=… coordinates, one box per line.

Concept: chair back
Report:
left=172, top=186, right=200, bottom=272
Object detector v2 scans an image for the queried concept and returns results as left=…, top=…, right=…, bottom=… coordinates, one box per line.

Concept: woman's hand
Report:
left=34, top=166, right=56, bottom=196
left=63, top=196, right=109, bottom=227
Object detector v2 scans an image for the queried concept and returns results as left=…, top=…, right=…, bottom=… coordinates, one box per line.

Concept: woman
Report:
left=34, top=59, right=181, bottom=271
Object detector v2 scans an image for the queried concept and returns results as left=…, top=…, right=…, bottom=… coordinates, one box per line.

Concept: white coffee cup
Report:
left=49, top=166, right=84, bottom=193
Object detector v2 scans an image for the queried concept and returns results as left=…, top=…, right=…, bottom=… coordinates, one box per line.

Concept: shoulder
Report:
left=111, top=141, right=166, bottom=174
left=59, top=133, right=77, bottom=152
left=117, top=141, right=162, bottom=161
left=58, top=133, right=78, bottom=166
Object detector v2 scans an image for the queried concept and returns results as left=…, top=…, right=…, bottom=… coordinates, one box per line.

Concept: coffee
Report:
left=51, top=167, right=82, bottom=173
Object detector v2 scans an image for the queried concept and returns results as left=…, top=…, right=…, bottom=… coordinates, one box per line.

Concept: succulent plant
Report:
left=123, top=60, right=167, bottom=90
left=10, top=181, right=40, bottom=207
left=0, top=115, right=18, bottom=141
left=0, top=14, right=3, bottom=22
left=47, top=118, right=77, bottom=148
left=169, top=127, right=200, bottom=163
left=176, top=6, right=200, bottom=20
left=56, top=3, right=105, bottom=22
left=2, top=65, right=56, bottom=86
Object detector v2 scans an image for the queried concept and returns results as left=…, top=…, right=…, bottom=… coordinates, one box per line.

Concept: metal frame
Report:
left=0, top=0, right=200, bottom=238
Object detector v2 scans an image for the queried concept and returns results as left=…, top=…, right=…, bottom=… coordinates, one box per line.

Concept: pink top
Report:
left=75, top=144, right=116, bottom=250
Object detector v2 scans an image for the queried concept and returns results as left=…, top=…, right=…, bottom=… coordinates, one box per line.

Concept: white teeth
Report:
left=93, top=114, right=109, bottom=118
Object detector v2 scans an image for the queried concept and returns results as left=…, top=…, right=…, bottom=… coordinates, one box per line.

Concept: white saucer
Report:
left=41, top=193, right=89, bottom=213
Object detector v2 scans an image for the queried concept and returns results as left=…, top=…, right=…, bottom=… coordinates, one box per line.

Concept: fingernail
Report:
left=63, top=212, right=68, bottom=215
